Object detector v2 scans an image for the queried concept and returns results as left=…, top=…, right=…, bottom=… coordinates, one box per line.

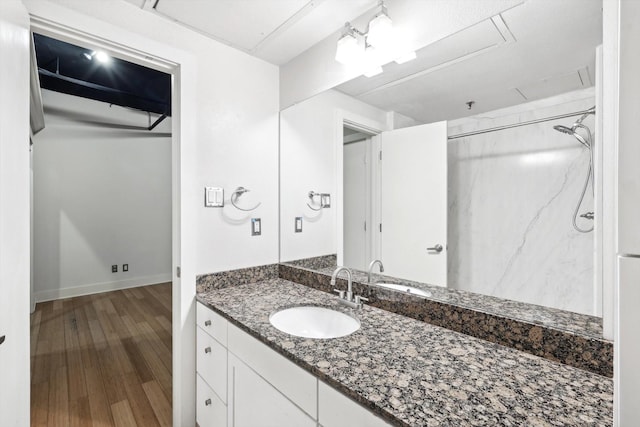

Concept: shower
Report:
left=553, top=107, right=595, bottom=233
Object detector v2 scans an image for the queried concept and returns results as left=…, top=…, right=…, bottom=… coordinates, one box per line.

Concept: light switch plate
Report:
left=205, top=187, right=224, bottom=207
left=251, top=218, right=261, bottom=236
left=295, top=217, right=303, bottom=233
left=321, top=193, right=331, bottom=208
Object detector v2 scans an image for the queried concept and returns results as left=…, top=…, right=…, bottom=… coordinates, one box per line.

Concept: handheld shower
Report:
left=553, top=124, right=590, bottom=148
left=553, top=109, right=595, bottom=233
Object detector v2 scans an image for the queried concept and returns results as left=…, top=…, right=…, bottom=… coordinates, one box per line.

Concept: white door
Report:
left=227, top=353, right=316, bottom=427
left=380, top=121, right=447, bottom=286
left=343, top=139, right=369, bottom=271
left=0, top=1, right=31, bottom=424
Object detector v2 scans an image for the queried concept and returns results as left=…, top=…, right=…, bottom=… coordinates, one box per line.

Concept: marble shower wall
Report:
left=447, top=90, right=596, bottom=315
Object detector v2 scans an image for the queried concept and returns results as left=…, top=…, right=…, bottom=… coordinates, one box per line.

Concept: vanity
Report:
left=194, top=264, right=612, bottom=427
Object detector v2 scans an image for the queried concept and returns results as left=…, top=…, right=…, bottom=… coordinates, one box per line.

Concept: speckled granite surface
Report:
left=196, top=263, right=278, bottom=293
left=197, top=279, right=613, bottom=427
left=279, top=263, right=613, bottom=377
left=282, top=254, right=336, bottom=270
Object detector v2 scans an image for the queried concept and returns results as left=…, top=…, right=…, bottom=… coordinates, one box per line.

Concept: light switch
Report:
left=295, top=217, right=303, bottom=233
left=321, top=193, right=331, bottom=208
left=205, top=187, right=224, bottom=207
left=251, top=218, right=261, bottom=236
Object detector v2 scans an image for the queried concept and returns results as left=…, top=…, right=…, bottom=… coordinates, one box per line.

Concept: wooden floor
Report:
left=30, top=283, right=172, bottom=427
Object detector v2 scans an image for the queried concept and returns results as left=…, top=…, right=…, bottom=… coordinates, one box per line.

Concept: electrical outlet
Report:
left=112, top=265, right=118, bottom=273
left=123, top=264, right=129, bottom=272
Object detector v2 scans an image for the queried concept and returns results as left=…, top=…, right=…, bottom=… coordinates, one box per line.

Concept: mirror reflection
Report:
left=280, top=0, right=603, bottom=322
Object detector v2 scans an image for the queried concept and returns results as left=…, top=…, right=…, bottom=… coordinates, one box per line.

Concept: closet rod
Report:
left=448, top=107, right=595, bottom=140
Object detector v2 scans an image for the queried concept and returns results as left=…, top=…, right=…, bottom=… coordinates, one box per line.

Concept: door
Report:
left=227, top=353, right=316, bottom=427
left=343, top=138, right=369, bottom=271
left=0, top=0, right=31, bottom=424
left=380, top=121, right=447, bottom=286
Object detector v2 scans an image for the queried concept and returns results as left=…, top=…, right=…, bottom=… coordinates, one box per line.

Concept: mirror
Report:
left=279, top=0, right=604, bottom=332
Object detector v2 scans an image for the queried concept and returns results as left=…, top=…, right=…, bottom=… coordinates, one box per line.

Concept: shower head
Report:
left=553, top=124, right=591, bottom=148
left=553, top=125, right=575, bottom=135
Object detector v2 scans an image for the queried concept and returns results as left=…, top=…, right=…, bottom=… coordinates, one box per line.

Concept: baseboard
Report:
left=34, top=273, right=172, bottom=303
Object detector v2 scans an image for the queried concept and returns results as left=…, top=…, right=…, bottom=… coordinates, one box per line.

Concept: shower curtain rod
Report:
left=447, top=107, right=596, bottom=140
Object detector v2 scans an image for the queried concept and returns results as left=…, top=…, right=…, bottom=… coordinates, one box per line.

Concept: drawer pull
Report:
left=204, top=346, right=212, bottom=354
left=205, top=398, right=212, bottom=406
left=204, top=320, right=212, bottom=326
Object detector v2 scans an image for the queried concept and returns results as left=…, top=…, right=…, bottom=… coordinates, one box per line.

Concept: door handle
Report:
left=427, top=244, right=443, bottom=253
left=0, top=335, right=4, bottom=346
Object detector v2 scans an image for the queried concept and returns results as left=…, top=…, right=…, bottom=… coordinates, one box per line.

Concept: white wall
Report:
left=447, top=89, right=597, bottom=315
left=23, top=1, right=280, bottom=425
left=280, top=89, right=388, bottom=262
left=32, top=90, right=172, bottom=301
left=0, top=0, right=31, bottom=424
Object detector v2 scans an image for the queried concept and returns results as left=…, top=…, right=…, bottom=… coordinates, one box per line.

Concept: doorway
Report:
left=28, top=23, right=179, bottom=426
left=342, top=125, right=376, bottom=271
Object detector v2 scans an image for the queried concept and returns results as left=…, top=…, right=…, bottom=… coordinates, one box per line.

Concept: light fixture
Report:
left=366, top=4, right=393, bottom=48
left=335, top=26, right=361, bottom=65
left=363, top=44, right=384, bottom=77
left=94, top=51, right=110, bottom=64
left=334, top=0, right=415, bottom=77
left=82, top=50, right=111, bottom=64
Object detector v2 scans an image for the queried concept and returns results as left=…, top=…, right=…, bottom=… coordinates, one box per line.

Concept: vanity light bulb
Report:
left=335, top=34, right=361, bottom=65
left=362, top=45, right=384, bottom=78
left=367, top=13, right=393, bottom=48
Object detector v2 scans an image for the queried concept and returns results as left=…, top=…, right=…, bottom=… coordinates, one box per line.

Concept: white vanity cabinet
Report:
left=196, top=301, right=392, bottom=427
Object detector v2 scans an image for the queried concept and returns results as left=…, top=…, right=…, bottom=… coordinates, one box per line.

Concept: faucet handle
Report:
left=355, top=295, right=369, bottom=305
left=333, top=289, right=345, bottom=299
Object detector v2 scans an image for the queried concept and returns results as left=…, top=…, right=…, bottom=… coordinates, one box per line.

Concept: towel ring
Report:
left=307, top=191, right=322, bottom=211
left=230, top=187, right=261, bottom=212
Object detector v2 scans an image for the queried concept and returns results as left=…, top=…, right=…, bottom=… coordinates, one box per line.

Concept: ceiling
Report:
left=336, top=0, right=603, bottom=123
left=123, top=0, right=378, bottom=65
left=34, top=33, right=172, bottom=116
left=120, top=0, right=602, bottom=123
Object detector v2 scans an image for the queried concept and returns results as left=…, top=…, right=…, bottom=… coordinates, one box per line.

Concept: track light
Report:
left=335, top=1, right=415, bottom=77
left=82, top=50, right=111, bottom=64
left=94, top=51, right=110, bottom=64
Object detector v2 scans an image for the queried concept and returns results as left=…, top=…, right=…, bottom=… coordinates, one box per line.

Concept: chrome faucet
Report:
left=367, top=259, right=384, bottom=283
left=330, top=266, right=368, bottom=309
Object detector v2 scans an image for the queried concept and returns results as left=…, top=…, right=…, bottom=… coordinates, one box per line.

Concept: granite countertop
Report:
left=304, top=264, right=603, bottom=340
left=197, top=278, right=612, bottom=427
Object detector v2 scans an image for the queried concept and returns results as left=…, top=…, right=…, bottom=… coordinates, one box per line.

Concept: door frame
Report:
left=342, top=135, right=373, bottom=270
left=333, top=110, right=386, bottom=266
left=26, top=4, right=198, bottom=425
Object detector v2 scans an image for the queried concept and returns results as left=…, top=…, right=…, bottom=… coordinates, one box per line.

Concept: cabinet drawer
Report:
left=197, top=302, right=228, bottom=346
left=196, top=374, right=226, bottom=427
left=318, top=381, right=392, bottom=427
left=227, top=323, right=317, bottom=418
left=197, top=327, right=227, bottom=403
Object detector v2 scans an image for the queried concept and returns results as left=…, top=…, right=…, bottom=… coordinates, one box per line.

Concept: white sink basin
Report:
left=374, top=282, right=433, bottom=298
left=269, top=306, right=360, bottom=339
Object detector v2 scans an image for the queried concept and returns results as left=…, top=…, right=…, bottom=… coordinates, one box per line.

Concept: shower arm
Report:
left=573, top=106, right=596, bottom=127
